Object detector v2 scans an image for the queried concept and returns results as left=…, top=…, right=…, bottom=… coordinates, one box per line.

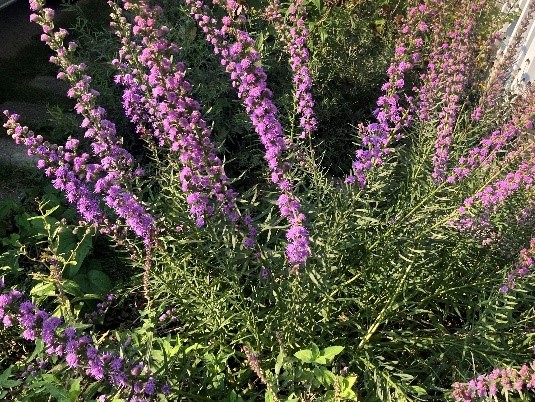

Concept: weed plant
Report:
left=1, top=0, right=535, bottom=401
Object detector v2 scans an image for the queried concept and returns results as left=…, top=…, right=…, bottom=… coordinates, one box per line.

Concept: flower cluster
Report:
left=3, top=0, right=157, bottom=246
left=417, top=0, right=490, bottom=182
left=425, top=22, right=476, bottom=181
left=110, top=0, right=256, bottom=242
left=265, top=0, right=317, bottom=140
left=346, top=1, right=432, bottom=186
left=452, top=361, right=535, bottom=401
left=447, top=84, right=535, bottom=184
left=186, top=0, right=310, bottom=265
left=0, top=283, right=169, bottom=401
left=85, top=294, right=115, bottom=323
left=456, top=151, right=535, bottom=223
left=3, top=112, right=106, bottom=228
left=499, top=237, right=535, bottom=293
left=158, top=307, right=178, bottom=323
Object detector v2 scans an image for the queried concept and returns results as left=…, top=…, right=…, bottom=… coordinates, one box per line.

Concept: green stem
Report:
left=357, top=261, right=413, bottom=350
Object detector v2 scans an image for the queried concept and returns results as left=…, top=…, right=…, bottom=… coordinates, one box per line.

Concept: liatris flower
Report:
left=452, top=361, right=535, bottom=401
left=3, top=112, right=106, bottom=227
left=23, top=0, right=156, bottom=245
left=447, top=84, right=535, bottom=185
left=454, top=142, right=535, bottom=236
left=186, top=0, right=310, bottom=266
left=110, top=1, right=257, bottom=244
left=346, top=1, right=433, bottom=186
left=479, top=0, right=535, bottom=112
left=500, top=237, right=535, bottom=293
left=447, top=122, right=521, bottom=184
left=265, top=0, right=317, bottom=141
left=0, top=283, right=170, bottom=401
left=85, top=294, right=115, bottom=323
left=416, top=0, right=488, bottom=182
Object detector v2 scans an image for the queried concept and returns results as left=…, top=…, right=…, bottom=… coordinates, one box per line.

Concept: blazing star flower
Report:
left=266, top=0, right=317, bottom=140
left=15, top=0, right=157, bottom=247
left=346, top=1, right=433, bottom=187
left=0, top=284, right=170, bottom=401
left=452, top=360, right=535, bottom=402
left=186, top=0, right=311, bottom=266
left=417, top=1, right=488, bottom=182
left=110, top=0, right=257, bottom=246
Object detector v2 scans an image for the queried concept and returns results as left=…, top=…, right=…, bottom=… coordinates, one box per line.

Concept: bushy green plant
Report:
left=2, top=0, right=535, bottom=401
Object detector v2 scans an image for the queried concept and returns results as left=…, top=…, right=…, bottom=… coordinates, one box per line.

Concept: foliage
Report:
left=1, top=0, right=535, bottom=401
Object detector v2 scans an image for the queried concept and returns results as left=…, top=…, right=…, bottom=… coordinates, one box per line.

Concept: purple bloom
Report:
left=8, top=1, right=158, bottom=246
left=66, top=352, right=79, bottom=368
left=88, top=358, right=105, bottom=380
left=267, top=0, right=317, bottom=140
left=186, top=0, right=311, bottom=266
left=111, top=0, right=256, bottom=244
left=0, top=283, right=169, bottom=400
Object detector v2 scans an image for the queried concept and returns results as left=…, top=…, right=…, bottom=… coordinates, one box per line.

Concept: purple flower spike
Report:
left=346, top=1, right=433, bottom=186
left=185, top=0, right=311, bottom=266
left=0, top=284, right=170, bottom=401
left=5, top=0, right=158, bottom=246
left=110, top=0, right=257, bottom=246
left=266, top=0, right=317, bottom=140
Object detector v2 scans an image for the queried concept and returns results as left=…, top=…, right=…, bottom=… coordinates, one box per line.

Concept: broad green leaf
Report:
left=0, top=250, right=19, bottom=272
left=30, top=282, right=56, bottom=297
left=68, top=379, right=81, bottom=400
left=87, top=269, right=112, bottom=295
left=294, top=349, right=314, bottom=363
left=311, top=343, right=321, bottom=361
left=0, top=367, right=21, bottom=388
left=339, top=376, right=358, bottom=399
left=313, top=366, right=336, bottom=387
left=62, top=279, right=84, bottom=297
left=0, top=367, right=12, bottom=382
left=322, top=346, right=344, bottom=363
left=65, top=229, right=93, bottom=278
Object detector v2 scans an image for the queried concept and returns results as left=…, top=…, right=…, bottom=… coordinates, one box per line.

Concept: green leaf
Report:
left=40, top=382, right=70, bottom=402
left=64, top=228, right=93, bottom=278
left=339, top=376, right=358, bottom=399
left=0, top=367, right=21, bottom=388
left=313, top=366, right=336, bottom=387
left=265, top=390, right=276, bottom=402
left=309, top=0, right=322, bottom=13
left=411, top=385, right=427, bottom=395
left=28, top=339, right=44, bottom=362
left=0, top=250, right=19, bottom=272
left=275, top=349, right=285, bottom=376
left=62, top=279, right=84, bottom=297
left=68, top=379, right=81, bottom=400
left=322, top=346, right=344, bottom=363
left=311, top=343, right=321, bottom=361
left=0, top=199, right=18, bottom=220
left=0, top=367, right=12, bottom=382
left=87, top=269, right=112, bottom=295
left=30, top=282, right=56, bottom=297
left=294, top=349, right=314, bottom=363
